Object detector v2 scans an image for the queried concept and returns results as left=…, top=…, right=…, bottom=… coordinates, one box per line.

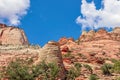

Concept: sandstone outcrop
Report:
left=113, top=27, right=120, bottom=34
left=38, top=41, right=66, bottom=79
left=0, top=23, right=7, bottom=28
left=79, top=28, right=120, bottom=42
left=0, top=23, right=28, bottom=45
left=0, top=24, right=66, bottom=79
left=0, top=41, right=66, bottom=79
left=58, top=37, right=74, bottom=45
left=59, top=27, right=120, bottom=80
left=0, top=23, right=120, bottom=80
left=0, top=45, right=40, bottom=67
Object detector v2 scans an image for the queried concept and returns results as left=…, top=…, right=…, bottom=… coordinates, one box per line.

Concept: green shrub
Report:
left=77, top=53, right=86, bottom=59
left=66, top=63, right=82, bottom=80
left=74, top=63, right=82, bottom=71
left=32, top=61, right=60, bottom=80
left=101, top=63, right=112, bottom=75
left=110, top=59, right=118, bottom=63
left=84, top=64, right=93, bottom=74
left=113, top=60, right=120, bottom=73
left=32, top=61, right=49, bottom=79
left=115, top=77, right=120, bottom=80
left=89, top=74, right=98, bottom=80
left=5, top=59, right=34, bottom=80
left=66, top=67, right=80, bottom=80
left=62, top=52, right=74, bottom=59
left=2, top=59, right=60, bottom=80
left=47, top=63, right=60, bottom=80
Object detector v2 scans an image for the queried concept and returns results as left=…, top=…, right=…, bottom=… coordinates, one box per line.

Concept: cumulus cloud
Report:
left=0, top=0, right=30, bottom=25
left=76, top=0, right=120, bottom=30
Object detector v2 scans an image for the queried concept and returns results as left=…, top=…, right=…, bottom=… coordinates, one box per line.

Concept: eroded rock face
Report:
left=38, top=41, right=66, bottom=79
left=0, top=24, right=28, bottom=45
left=0, top=45, right=39, bottom=68
left=80, top=30, right=95, bottom=41
left=0, top=41, right=66, bottom=79
left=0, top=24, right=120, bottom=80
left=58, top=37, right=74, bottom=45
left=79, top=28, right=120, bottom=42
left=113, top=27, right=120, bottom=34
left=95, top=29, right=111, bottom=40
left=59, top=27, right=120, bottom=80
left=61, top=28, right=120, bottom=65
left=0, top=24, right=66, bottom=79
left=0, top=23, right=7, bottom=28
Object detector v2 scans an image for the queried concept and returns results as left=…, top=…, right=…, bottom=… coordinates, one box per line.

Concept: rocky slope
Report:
left=0, top=23, right=120, bottom=80
left=0, top=24, right=66, bottom=80
left=79, top=27, right=120, bottom=42
left=59, top=28, right=120, bottom=80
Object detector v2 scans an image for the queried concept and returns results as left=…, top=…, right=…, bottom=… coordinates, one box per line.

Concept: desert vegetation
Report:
left=0, top=58, right=60, bottom=80
left=0, top=25, right=120, bottom=80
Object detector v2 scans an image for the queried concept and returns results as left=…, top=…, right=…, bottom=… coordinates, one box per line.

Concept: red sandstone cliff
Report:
left=0, top=24, right=66, bottom=80
left=0, top=23, right=28, bottom=45
left=0, top=23, right=120, bottom=80
left=59, top=27, right=120, bottom=80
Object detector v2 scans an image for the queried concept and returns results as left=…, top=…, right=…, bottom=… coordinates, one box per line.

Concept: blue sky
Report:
left=20, top=0, right=103, bottom=46
left=20, top=0, right=82, bottom=46
left=1, top=0, right=120, bottom=46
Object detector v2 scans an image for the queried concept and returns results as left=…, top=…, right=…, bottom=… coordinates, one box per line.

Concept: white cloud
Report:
left=76, top=0, right=120, bottom=30
left=0, top=0, right=30, bottom=25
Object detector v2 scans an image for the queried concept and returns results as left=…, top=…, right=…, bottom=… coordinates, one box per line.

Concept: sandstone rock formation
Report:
left=0, top=45, right=40, bottom=68
left=0, top=41, right=66, bottom=79
left=0, top=23, right=28, bottom=45
left=0, top=23, right=120, bottom=80
left=113, top=27, right=120, bottom=34
left=58, top=37, right=74, bottom=45
left=79, top=28, right=120, bottom=42
left=59, top=28, right=120, bottom=80
left=38, top=41, right=66, bottom=79
left=0, top=23, right=7, bottom=28
left=60, top=28, right=120, bottom=65
left=0, top=24, right=66, bottom=79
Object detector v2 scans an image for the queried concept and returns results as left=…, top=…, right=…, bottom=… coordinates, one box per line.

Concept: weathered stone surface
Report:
left=59, top=27, right=120, bottom=80
left=0, top=24, right=28, bottom=45
left=58, top=37, right=74, bottom=45
left=0, top=42, right=66, bottom=79
left=0, top=23, right=7, bottom=28
left=0, top=45, right=39, bottom=67
left=38, top=41, right=66, bottom=79
left=79, top=28, right=120, bottom=42
left=61, top=46, right=69, bottom=52
left=0, top=24, right=120, bottom=80
left=113, top=27, right=120, bottom=34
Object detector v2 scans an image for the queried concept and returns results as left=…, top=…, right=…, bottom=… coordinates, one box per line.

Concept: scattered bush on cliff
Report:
left=89, top=74, right=98, bottom=80
left=115, top=77, right=120, bottom=80
left=66, top=63, right=82, bottom=80
left=62, top=52, right=74, bottom=59
left=101, top=63, right=112, bottom=76
left=3, top=59, right=34, bottom=80
left=113, top=60, right=120, bottom=73
left=66, top=67, right=80, bottom=80
left=1, top=58, right=60, bottom=80
left=84, top=64, right=93, bottom=74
